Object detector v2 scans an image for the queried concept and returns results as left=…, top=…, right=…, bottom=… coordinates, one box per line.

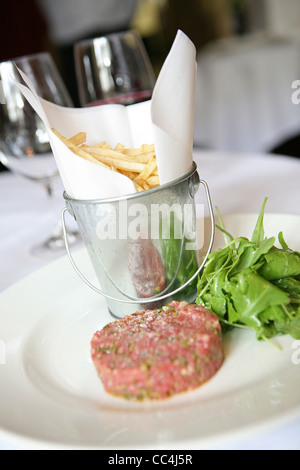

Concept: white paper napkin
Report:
left=151, top=30, right=197, bottom=184
left=14, top=30, right=197, bottom=200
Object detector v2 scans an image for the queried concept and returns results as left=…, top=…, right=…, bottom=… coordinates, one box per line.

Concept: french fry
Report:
left=133, top=181, right=145, bottom=192
left=51, top=128, right=110, bottom=169
left=52, top=128, right=160, bottom=191
left=119, top=170, right=137, bottom=180
left=68, top=131, right=86, bottom=146
left=121, top=147, right=144, bottom=156
left=92, top=141, right=112, bottom=149
left=142, top=144, right=155, bottom=152
left=90, top=154, right=146, bottom=173
left=114, top=143, right=125, bottom=152
left=134, top=156, right=157, bottom=184
left=133, top=151, right=156, bottom=164
left=82, top=145, right=138, bottom=161
left=147, top=175, right=160, bottom=187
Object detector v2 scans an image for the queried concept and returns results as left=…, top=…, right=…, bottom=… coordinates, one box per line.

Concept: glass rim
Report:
left=0, top=51, right=53, bottom=67
left=74, top=29, right=142, bottom=49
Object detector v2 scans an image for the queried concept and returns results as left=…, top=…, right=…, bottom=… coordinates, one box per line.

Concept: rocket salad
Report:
left=196, top=198, right=300, bottom=342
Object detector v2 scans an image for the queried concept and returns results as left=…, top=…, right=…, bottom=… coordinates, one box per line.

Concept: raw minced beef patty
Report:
left=91, top=301, right=223, bottom=400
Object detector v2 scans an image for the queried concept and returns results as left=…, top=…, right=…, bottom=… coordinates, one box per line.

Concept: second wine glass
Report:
left=74, top=30, right=156, bottom=107
left=0, top=52, right=81, bottom=256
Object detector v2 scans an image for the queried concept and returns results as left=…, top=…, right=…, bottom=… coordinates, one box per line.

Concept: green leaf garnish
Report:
left=196, top=197, right=300, bottom=342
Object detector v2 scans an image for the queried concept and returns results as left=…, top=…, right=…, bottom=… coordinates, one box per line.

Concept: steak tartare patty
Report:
left=91, top=301, right=223, bottom=400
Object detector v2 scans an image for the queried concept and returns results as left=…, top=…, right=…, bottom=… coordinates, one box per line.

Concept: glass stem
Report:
left=43, top=180, right=65, bottom=244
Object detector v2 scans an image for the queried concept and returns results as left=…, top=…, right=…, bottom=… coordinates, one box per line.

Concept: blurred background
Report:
left=1, top=0, right=300, bottom=172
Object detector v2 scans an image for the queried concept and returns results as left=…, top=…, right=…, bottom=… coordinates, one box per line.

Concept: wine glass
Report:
left=0, top=52, right=81, bottom=256
left=74, top=29, right=156, bottom=107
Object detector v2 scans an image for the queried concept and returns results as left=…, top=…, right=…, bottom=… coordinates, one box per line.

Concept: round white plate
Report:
left=0, top=213, right=300, bottom=450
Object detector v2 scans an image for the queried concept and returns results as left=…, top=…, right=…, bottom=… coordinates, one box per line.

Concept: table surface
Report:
left=1, top=148, right=300, bottom=450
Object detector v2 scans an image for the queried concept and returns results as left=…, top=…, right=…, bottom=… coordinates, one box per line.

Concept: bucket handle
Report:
left=61, top=179, right=215, bottom=304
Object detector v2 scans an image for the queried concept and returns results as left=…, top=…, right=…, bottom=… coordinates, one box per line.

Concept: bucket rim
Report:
left=63, top=161, right=198, bottom=205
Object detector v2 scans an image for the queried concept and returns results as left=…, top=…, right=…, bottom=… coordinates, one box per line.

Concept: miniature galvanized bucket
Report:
left=62, top=163, right=214, bottom=318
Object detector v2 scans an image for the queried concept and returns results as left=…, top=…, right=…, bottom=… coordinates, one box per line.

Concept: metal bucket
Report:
left=62, top=163, right=214, bottom=318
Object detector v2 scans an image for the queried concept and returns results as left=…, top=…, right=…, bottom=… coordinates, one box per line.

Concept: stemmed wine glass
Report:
left=0, top=52, right=81, bottom=256
left=74, top=29, right=156, bottom=107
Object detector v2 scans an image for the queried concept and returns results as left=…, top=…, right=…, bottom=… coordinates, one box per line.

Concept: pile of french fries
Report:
left=52, top=128, right=160, bottom=192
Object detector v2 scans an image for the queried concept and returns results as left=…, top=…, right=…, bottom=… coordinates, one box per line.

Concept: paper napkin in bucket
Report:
left=14, top=30, right=197, bottom=200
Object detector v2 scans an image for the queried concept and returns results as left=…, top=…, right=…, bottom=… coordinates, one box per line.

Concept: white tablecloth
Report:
left=0, top=149, right=300, bottom=450
left=194, top=33, right=300, bottom=153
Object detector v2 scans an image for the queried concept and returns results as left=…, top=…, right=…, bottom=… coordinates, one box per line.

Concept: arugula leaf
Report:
left=276, top=309, right=300, bottom=338
left=273, top=277, right=300, bottom=297
left=258, top=250, right=300, bottom=281
left=196, top=198, right=300, bottom=342
left=224, top=269, right=289, bottom=329
left=160, top=212, right=199, bottom=302
left=251, top=197, right=268, bottom=245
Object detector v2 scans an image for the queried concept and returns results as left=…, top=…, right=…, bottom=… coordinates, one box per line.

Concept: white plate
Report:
left=0, top=213, right=300, bottom=450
